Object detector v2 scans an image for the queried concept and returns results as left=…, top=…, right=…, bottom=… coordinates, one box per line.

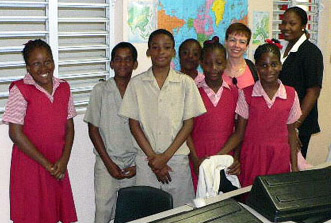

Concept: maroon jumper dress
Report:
left=239, top=85, right=295, bottom=188
left=10, top=80, right=77, bottom=223
left=191, top=86, right=238, bottom=190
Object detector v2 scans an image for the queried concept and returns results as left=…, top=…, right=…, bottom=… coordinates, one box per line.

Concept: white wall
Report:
left=0, top=123, right=11, bottom=222
left=67, top=115, right=95, bottom=223
left=308, top=0, right=331, bottom=165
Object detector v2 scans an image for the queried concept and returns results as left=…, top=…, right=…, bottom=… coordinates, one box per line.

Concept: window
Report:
left=272, top=0, right=320, bottom=44
left=0, top=0, right=114, bottom=120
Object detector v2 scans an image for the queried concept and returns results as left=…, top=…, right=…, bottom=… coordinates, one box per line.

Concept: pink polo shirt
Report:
left=194, top=72, right=205, bottom=85
left=235, top=80, right=301, bottom=124
left=3, top=74, right=76, bottom=125
left=197, top=79, right=232, bottom=107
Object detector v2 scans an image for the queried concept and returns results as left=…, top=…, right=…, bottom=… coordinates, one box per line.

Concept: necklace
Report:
left=230, top=64, right=246, bottom=75
left=226, top=61, right=246, bottom=88
left=227, top=61, right=246, bottom=77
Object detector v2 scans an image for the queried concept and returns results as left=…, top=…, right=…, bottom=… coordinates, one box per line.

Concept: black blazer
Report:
left=279, top=39, right=324, bottom=135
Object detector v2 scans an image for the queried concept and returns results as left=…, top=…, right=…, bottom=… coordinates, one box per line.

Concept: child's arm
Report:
left=129, top=118, right=172, bottom=183
left=87, top=122, right=126, bottom=179
left=129, top=118, right=156, bottom=157
left=187, top=134, right=204, bottom=175
left=226, top=118, right=242, bottom=176
left=148, top=118, right=194, bottom=170
left=227, top=146, right=241, bottom=175
left=288, top=123, right=299, bottom=172
left=9, top=123, right=54, bottom=173
left=52, top=118, right=75, bottom=180
left=218, top=116, right=247, bottom=155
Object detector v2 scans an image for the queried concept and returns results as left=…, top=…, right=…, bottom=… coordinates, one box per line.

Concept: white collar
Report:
left=289, top=33, right=306, bottom=53
left=281, top=34, right=307, bottom=63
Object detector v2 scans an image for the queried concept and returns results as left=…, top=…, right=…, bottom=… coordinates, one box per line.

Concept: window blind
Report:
left=0, top=0, right=114, bottom=120
left=272, top=0, right=320, bottom=44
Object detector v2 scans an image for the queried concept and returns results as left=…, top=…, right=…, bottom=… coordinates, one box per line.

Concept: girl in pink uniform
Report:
left=189, top=36, right=239, bottom=190
left=3, top=39, right=77, bottom=223
left=221, top=42, right=300, bottom=189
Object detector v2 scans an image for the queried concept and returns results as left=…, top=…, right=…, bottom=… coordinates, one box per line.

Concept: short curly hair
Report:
left=111, top=42, right=138, bottom=62
left=148, top=29, right=175, bottom=48
left=22, top=39, right=53, bottom=65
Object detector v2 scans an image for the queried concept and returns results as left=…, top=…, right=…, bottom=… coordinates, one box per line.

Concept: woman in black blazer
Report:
left=279, top=6, right=324, bottom=158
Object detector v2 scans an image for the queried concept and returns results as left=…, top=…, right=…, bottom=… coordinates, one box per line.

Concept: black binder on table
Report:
left=152, top=198, right=262, bottom=223
left=247, top=167, right=331, bottom=222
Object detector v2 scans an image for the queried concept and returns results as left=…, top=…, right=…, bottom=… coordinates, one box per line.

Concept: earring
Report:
left=302, top=28, right=305, bottom=31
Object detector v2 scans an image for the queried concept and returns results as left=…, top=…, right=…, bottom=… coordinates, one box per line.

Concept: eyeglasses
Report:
left=232, top=77, right=238, bottom=87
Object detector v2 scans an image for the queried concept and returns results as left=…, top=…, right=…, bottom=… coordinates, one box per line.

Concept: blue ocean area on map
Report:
left=127, top=0, right=248, bottom=69
left=158, top=0, right=248, bottom=69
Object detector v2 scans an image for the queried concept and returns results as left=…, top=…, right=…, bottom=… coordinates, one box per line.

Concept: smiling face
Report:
left=225, top=33, right=249, bottom=59
left=280, top=11, right=305, bottom=43
left=201, top=48, right=226, bottom=83
left=255, top=52, right=282, bottom=85
left=111, top=47, right=138, bottom=79
left=26, top=47, right=54, bottom=90
left=146, top=33, right=176, bottom=69
left=179, top=40, right=201, bottom=72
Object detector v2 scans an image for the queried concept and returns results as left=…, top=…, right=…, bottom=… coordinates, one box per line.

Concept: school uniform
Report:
left=279, top=34, right=324, bottom=157
left=194, top=72, right=205, bottom=85
left=3, top=74, right=77, bottom=223
left=236, top=80, right=301, bottom=187
left=191, top=79, right=238, bottom=190
left=84, top=78, right=136, bottom=222
left=119, top=67, right=206, bottom=207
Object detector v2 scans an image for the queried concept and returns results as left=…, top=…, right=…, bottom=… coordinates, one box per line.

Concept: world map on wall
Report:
left=128, top=0, right=248, bottom=69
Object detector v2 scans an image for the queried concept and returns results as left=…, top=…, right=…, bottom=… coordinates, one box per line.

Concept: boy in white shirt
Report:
left=84, top=42, right=138, bottom=223
left=119, top=29, right=206, bottom=207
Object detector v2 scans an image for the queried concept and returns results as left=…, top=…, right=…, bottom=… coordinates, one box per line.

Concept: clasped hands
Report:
left=148, top=153, right=172, bottom=184
left=106, top=162, right=136, bottom=180
left=46, top=157, right=68, bottom=181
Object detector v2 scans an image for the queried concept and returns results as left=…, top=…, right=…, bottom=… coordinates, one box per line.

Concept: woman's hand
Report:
left=295, top=128, right=303, bottom=152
